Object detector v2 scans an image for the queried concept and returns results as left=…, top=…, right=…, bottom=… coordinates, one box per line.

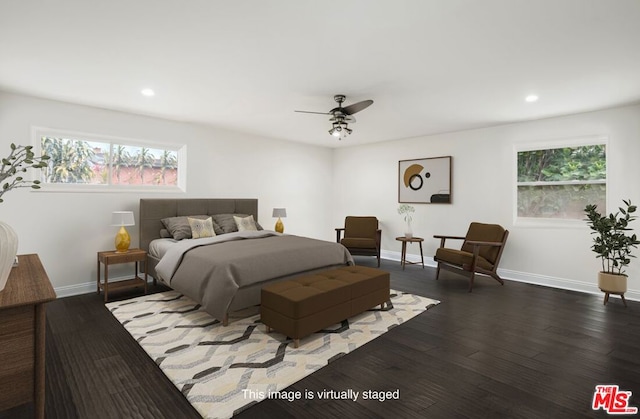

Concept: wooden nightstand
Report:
left=97, top=248, right=148, bottom=302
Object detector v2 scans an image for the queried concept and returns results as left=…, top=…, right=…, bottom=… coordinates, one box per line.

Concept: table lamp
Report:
left=272, top=208, right=286, bottom=233
left=111, top=211, right=135, bottom=253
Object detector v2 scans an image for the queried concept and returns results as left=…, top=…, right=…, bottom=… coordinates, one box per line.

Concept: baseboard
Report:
left=380, top=250, right=639, bottom=302
left=54, top=275, right=133, bottom=298
left=56, top=256, right=640, bottom=303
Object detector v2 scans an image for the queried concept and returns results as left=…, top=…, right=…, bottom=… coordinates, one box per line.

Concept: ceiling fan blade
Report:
left=294, top=110, right=330, bottom=115
left=342, top=99, right=373, bottom=115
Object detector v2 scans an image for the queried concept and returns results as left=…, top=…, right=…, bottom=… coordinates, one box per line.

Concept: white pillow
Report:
left=188, top=217, right=216, bottom=239
left=234, top=215, right=258, bottom=232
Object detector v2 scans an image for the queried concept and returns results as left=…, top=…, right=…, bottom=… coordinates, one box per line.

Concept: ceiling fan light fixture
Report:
left=297, top=94, right=373, bottom=141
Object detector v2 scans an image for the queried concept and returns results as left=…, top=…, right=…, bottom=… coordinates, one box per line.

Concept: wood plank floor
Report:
left=2, top=258, right=639, bottom=418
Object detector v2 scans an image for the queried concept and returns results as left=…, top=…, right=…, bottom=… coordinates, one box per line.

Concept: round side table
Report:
left=395, top=236, right=425, bottom=270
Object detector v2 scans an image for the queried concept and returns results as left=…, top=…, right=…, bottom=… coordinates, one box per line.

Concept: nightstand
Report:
left=97, top=248, right=148, bottom=302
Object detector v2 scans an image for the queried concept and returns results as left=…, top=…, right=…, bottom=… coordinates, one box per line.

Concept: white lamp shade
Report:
left=272, top=208, right=287, bottom=218
left=111, top=211, right=135, bottom=226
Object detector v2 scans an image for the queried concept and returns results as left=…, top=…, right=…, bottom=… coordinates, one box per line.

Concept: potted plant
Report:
left=584, top=199, right=640, bottom=306
left=0, top=143, right=49, bottom=292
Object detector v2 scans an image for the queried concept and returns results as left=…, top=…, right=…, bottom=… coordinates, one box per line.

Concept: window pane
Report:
left=41, top=137, right=108, bottom=184
left=112, top=145, right=178, bottom=186
left=516, top=143, right=606, bottom=220
left=517, top=183, right=606, bottom=219
left=517, top=144, right=606, bottom=182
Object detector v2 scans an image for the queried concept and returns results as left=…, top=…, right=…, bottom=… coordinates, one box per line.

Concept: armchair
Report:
left=336, top=216, right=381, bottom=267
left=433, top=222, right=509, bottom=292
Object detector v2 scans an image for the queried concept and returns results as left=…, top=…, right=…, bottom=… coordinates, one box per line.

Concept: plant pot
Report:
left=598, top=271, right=627, bottom=294
left=0, top=221, right=18, bottom=292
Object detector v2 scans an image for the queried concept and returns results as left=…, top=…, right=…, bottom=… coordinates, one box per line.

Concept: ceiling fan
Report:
left=295, top=94, right=374, bottom=139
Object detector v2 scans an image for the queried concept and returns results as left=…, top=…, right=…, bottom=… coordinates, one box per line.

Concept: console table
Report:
left=0, top=254, right=56, bottom=419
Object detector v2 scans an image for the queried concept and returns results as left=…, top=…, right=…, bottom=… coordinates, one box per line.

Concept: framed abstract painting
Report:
left=398, top=156, right=452, bottom=204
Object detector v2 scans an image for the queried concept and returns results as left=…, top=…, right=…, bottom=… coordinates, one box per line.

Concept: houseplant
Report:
left=584, top=199, right=640, bottom=306
left=398, top=204, right=415, bottom=238
left=0, top=143, right=49, bottom=291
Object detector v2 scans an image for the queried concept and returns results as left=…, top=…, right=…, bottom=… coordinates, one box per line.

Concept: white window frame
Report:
left=31, top=126, right=187, bottom=193
left=513, top=135, right=608, bottom=228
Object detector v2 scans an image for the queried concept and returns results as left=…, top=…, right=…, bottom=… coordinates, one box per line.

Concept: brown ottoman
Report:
left=260, top=265, right=390, bottom=347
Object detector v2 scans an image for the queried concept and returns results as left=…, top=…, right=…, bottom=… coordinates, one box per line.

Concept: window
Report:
left=33, top=127, right=185, bottom=191
left=515, top=138, right=607, bottom=221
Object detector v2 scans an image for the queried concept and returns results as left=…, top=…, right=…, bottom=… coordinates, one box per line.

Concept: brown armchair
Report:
left=336, top=216, right=381, bottom=267
left=433, top=222, right=509, bottom=292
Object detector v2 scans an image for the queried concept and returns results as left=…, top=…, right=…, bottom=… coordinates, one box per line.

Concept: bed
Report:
left=139, top=198, right=354, bottom=325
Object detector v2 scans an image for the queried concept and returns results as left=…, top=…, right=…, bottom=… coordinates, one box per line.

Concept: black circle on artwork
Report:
left=409, top=174, right=423, bottom=191
left=425, top=172, right=431, bottom=178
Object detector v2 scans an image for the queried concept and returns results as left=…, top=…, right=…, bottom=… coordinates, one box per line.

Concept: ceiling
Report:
left=1, top=1, right=640, bottom=148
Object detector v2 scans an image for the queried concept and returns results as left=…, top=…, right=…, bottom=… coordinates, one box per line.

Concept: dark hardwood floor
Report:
left=2, top=258, right=639, bottom=418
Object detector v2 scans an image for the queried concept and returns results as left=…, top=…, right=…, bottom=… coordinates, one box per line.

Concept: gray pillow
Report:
left=161, top=215, right=210, bottom=240
left=160, top=229, right=172, bottom=238
left=212, top=214, right=263, bottom=234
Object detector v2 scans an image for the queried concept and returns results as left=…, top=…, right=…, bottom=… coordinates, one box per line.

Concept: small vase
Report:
left=0, top=221, right=18, bottom=292
left=405, top=218, right=413, bottom=239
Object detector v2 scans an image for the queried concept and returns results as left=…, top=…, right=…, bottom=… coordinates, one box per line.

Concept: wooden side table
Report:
left=395, top=236, right=425, bottom=270
left=0, top=254, right=56, bottom=419
left=97, top=248, right=148, bottom=302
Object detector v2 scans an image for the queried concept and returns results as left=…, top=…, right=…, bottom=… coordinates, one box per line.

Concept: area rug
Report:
left=106, top=290, right=439, bottom=418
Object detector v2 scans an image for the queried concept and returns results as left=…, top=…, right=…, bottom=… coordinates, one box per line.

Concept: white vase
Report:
left=405, top=218, right=413, bottom=239
left=0, top=221, right=18, bottom=292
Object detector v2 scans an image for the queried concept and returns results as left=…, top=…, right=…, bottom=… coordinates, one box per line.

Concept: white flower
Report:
left=397, top=204, right=415, bottom=222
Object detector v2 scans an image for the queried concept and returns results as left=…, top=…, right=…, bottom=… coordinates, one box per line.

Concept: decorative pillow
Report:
left=160, top=229, right=172, bottom=238
left=234, top=215, right=258, bottom=232
left=212, top=213, right=262, bottom=234
left=188, top=217, right=216, bottom=239
left=161, top=215, right=209, bottom=240
left=212, top=214, right=241, bottom=234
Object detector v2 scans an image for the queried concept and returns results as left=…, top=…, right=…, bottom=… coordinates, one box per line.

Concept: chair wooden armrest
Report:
left=434, top=234, right=466, bottom=247
left=335, top=227, right=345, bottom=243
left=464, top=240, right=504, bottom=247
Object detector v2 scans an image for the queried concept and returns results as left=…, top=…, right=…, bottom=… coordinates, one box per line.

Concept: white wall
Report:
left=332, top=104, right=640, bottom=300
left=0, top=91, right=334, bottom=296
left=3, top=90, right=639, bottom=302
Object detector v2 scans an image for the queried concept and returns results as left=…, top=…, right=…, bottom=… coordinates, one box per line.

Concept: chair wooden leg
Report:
left=468, top=272, right=475, bottom=292
left=490, top=272, right=504, bottom=285
left=435, top=263, right=441, bottom=280
left=621, top=294, right=627, bottom=308
left=603, top=293, right=610, bottom=305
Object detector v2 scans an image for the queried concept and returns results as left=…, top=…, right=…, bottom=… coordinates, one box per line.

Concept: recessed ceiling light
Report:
left=525, top=94, right=538, bottom=103
left=141, top=88, right=155, bottom=97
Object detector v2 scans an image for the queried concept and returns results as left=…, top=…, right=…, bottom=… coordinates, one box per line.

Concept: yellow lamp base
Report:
left=115, top=226, right=131, bottom=253
left=275, top=218, right=284, bottom=233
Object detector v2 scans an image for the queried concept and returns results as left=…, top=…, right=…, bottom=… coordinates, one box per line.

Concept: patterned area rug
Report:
left=106, top=290, right=439, bottom=419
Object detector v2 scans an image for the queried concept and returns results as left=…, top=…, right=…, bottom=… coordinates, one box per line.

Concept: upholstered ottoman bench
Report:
left=260, top=265, right=390, bottom=347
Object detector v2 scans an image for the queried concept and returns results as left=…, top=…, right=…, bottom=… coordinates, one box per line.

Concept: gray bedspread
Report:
left=155, top=231, right=354, bottom=321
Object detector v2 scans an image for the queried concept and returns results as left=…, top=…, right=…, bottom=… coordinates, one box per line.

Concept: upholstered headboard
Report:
left=139, top=198, right=259, bottom=252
